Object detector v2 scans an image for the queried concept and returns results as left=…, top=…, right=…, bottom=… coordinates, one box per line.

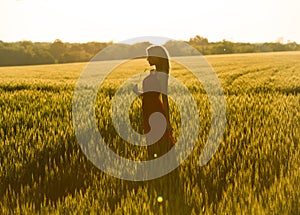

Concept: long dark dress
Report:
left=142, top=71, right=175, bottom=159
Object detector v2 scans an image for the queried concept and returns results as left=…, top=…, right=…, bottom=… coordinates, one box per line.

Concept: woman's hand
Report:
left=133, top=84, right=142, bottom=96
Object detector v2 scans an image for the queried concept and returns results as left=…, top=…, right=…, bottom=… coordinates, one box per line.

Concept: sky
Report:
left=1, top=0, right=300, bottom=43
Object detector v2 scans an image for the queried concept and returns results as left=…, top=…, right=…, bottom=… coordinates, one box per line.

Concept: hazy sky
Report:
left=1, top=0, right=300, bottom=43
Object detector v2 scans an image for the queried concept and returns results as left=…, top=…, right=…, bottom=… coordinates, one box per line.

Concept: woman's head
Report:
left=146, top=45, right=170, bottom=72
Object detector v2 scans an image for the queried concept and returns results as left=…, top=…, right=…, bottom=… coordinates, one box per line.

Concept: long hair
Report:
left=146, top=45, right=170, bottom=73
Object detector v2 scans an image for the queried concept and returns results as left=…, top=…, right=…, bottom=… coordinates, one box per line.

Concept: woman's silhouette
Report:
left=134, top=45, right=176, bottom=159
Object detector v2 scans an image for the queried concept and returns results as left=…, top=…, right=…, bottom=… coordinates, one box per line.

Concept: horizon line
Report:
left=1, top=38, right=298, bottom=45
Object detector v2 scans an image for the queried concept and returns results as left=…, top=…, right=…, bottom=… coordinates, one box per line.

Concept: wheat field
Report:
left=0, top=52, right=299, bottom=214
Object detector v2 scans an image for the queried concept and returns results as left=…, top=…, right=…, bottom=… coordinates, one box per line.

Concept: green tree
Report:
left=49, top=39, right=65, bottom=63
left=189, top=35, right=209, bottom=45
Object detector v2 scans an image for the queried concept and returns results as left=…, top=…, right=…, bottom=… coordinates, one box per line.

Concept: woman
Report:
left=134, top=45, right=176, bottom=159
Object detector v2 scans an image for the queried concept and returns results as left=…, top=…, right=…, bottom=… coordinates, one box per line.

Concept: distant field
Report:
left=1, top=51, right=299, bottom=93
left=0, top=52, right=299, bottom=214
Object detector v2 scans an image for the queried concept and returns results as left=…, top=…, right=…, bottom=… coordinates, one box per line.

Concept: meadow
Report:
left=0, top=51, right=299, bottom=214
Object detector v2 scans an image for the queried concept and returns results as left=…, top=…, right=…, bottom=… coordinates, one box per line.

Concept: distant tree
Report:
left=69, top=43, right=83, bottom=52
left=286, top=41, right=299, bottom=51
left=164, top=40, right=199, bottom=56
left=211, top=40, right=233, bottom=54
left=32, top=47, right=55, bottom=64
left=189, top=35, right=209, bottom=45
left=49, top=39, right=65, bottom=63
left=20, top=40, right=33, bottom=48
left=62, top=51, right=89, bottom=63
left=130, top=42, right=152, bottom=58
left=93, top=43, right=131, bottom=61
left=81, top=42, right=110, bottom=60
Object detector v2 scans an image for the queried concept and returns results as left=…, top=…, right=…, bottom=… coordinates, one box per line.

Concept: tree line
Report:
left=0, top=39, right=109, bottom=66
left=0, top=36, right=299, bottom=66
left=189, top=35, right=300, bottom=55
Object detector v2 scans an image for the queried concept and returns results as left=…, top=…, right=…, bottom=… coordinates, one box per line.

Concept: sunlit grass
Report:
left=0, top=52, right=299, bottom=214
